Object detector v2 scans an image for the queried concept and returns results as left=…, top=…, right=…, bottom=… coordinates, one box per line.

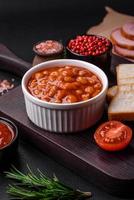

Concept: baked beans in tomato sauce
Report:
left=27, top=66, right=102, bottom=103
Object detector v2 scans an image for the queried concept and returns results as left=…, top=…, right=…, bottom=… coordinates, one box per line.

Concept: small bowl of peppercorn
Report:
left=66, top=35, right=112, bottom=76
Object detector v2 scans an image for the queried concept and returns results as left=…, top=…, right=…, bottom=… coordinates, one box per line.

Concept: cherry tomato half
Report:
left=94, top=121, right=132, bottom=151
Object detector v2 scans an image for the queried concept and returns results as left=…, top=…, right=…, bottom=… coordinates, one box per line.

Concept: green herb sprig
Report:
left=6, top=166, right=92, bottom=200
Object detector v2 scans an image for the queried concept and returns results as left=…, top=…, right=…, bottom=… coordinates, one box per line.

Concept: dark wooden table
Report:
left=0, top=1, right=134, bottom=199
left=0, top=140, right=130, bottom=200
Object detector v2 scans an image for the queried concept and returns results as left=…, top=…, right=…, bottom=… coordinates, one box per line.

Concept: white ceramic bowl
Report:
left=22, top=59, right=108, bottom=133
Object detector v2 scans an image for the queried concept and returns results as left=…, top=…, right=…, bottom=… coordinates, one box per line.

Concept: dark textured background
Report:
left=0, top=0, right=134, bottom=62
left=0, top=0, right=134, bottom=199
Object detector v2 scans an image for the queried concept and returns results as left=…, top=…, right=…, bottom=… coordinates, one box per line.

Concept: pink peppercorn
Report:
left=67, top=35, right=111, bottom=56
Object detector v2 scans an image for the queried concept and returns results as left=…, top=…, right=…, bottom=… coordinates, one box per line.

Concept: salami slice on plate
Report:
left=111, top=28, right=134, bottom=50
left=114, top=45, right=134, bottom=59
left=121, top=22, right=134, bottom=40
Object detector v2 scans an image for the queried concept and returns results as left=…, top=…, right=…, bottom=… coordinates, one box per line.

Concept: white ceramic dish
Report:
left=22, top=59, right=108, bottom=133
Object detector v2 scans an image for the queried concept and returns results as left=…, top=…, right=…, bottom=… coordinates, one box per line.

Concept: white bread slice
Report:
left=117, top=64, right=134, bottom=85
left=108, top=84, right=134, bottom=120
left=107, top=85, right=118, bottom=102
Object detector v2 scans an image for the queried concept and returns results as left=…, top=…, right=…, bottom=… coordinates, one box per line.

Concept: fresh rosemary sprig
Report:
left=6, top=166, right=92, bottom=200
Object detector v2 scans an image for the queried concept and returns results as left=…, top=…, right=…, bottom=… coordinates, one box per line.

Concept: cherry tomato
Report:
left=94, top=121, right=132, bottom=151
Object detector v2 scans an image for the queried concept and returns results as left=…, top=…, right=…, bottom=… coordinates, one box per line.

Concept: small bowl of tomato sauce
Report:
left=0, top=117, right=18, bottom=157
left=66, top=35, right=112, bottom=75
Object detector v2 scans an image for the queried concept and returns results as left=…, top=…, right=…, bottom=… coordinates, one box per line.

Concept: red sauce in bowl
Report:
left=0, top=121, right=14, bottom=149
left=27, top=65, right=102, bottom=103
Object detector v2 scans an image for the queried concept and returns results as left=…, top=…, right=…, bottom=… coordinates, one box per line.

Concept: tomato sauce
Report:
left=0, top=121, right=14, bottom=149
left=28, top=65, right=102, bottom=103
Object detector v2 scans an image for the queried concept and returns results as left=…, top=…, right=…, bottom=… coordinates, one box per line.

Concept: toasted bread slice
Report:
left=108, top=84, right=134, bottom=120
left=107, top=85, right=118, bottom=102
left=117, top=64, right=134, bottom=85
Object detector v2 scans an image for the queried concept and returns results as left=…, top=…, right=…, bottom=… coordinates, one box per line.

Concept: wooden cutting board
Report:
left=1, top=86, right=134, bottom=197
left=0, top=44, right=134, bottom=197
left=87, top=7, right=134, bottom=39
left=87, top=7, right=134, bottom=62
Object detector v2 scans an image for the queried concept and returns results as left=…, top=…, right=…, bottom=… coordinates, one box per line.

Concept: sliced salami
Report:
left=121, top=22, right=134, bottom=40
left=111, top=28, right=134, bottom=50
left=114, top=45, right=134, bottom=59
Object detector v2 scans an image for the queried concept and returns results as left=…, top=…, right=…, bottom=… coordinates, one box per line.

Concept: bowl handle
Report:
left=0, top=43, right=31, bottom=77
